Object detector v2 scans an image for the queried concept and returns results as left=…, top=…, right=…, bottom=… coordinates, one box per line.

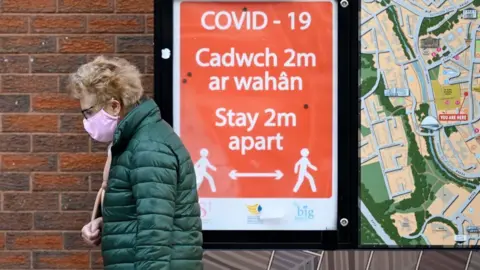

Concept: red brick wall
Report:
left=0, top=0, right=153, bottom=268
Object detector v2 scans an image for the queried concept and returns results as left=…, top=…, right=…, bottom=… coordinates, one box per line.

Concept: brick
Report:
left=4, top=193, right=59, bottom=211
left=2, top=0, right=56, bottom=13
left=31, top=55, right=87, bottom=73
left=0, top=233, right=4, bottom=249
left=6, top=232, right=62, bottom=250
left=63, top=232, right=98, bottom=250
left=116, top=0, right=153, bottom=13
left=87, top=54, right=145, bottom=72
left=0, top=135, right=30, bottom=152
left=2, top=115, right=58, bottom=133
left=0, top=56, right=29, bottom=73
left=0, top=16, right=28, bottom=33
left=58, top=0, right=114, bottom=13
left=0, top=252, right=31, bottom=269
left=89, top=15, right=144, bottom=33
left=90, top=139, right=110, bottom=152
left=33, top=251, right=89, bottom=269
left=60, top=153, right=106, bottom=172
left=146, top=15, right=154, bottom=33
left=142, top=75, right=154, bottom=94
left=91, top=251, right=103, bottom=269
left=59, top=75, right=70, bottom=93
left=2, top=154, right=57, bottom=172
left=34, top=212, right=90, bottom=230
left=60, top=114, right=84, bottom=133
left=33, top=134, right=89, bottom=152
left=0, top=174, right=30, bottom=191
left=90, top=174, right=103, bottom=191
left=61, top=193, right=97, bottom=211
left=0, top=95, right=29, bottom=113
left=32, top=93, right=78, bottom=113
left=0, top=213, right=32, bottom=230
left=0, top=37, right=56, bottom=54
left=146, top=55, right=154, bottom=73
left=33, top=173, right=89, bottom=192
left=2, top=75, right=58, bottom=93
left=117, top=36, right=153, bottom=53
left=59, top=36, right=114, bottom=53
left=31, top=16, right=86, bottom=33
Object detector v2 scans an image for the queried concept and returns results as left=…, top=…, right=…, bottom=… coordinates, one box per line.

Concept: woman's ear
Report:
left=110, top=99, right=122, bottom=116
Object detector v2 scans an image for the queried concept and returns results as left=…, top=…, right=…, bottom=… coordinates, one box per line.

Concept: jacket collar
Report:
left=112, top=97, right=161, bottom=149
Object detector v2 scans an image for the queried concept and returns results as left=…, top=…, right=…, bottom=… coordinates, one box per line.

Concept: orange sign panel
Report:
left=178, top=1, right=335, bottom=199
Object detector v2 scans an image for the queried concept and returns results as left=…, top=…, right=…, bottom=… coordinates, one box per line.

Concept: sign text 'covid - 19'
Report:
left=200, top=10, right=312, bottom=31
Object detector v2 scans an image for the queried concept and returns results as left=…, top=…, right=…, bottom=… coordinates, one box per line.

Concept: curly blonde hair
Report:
left=69, top=56, right=144, bottom=109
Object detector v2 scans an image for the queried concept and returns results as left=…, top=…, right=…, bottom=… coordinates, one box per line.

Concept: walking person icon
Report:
left=293, top=148, right=318, bottom=193
left=194, top=148, right=217, bottom=192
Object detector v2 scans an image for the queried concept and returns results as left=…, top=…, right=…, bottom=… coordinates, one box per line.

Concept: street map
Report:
left=360, top=0, right=480, bottom=247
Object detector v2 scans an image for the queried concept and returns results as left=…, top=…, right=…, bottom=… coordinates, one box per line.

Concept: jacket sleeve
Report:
left=130, top=144, right=176, bottom=270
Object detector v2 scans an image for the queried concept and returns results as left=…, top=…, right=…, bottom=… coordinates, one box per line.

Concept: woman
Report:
left=72, top=56, right=203, bottom=269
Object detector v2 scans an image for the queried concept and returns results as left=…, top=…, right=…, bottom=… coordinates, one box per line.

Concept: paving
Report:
left=203, top=250, right=475, bottom=270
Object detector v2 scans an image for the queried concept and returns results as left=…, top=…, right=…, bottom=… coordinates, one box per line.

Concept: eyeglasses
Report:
left=81, top=106, right=95, bottom=119
left=81, top=97, right=124, bottom=119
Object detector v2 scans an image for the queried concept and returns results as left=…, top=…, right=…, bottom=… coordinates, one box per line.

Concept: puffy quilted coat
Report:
left=101, top=98, right=203, bottom=269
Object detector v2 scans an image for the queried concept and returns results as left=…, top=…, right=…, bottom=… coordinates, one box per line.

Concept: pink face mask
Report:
left=83, top=109, right=119, bottom=142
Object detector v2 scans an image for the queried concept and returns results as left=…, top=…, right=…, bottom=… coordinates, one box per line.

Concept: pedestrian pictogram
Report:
left=293, top=148, right=318, bottom=193
left=194, top=148, right=217, bottom=192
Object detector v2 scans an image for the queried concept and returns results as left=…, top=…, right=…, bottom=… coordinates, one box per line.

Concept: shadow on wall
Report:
left=202, top=250, right=477, bottom=270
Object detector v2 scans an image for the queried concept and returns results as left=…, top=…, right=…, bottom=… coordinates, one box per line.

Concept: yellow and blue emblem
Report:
left=246, top=204, right=262, bottom=215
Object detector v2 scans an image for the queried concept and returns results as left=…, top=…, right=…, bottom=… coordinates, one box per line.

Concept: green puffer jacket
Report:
left=101, top=98, right=203, bottom=270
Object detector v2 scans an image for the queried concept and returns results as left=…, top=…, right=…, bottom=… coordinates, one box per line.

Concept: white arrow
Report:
left=229, top=170, right=283, bottom=180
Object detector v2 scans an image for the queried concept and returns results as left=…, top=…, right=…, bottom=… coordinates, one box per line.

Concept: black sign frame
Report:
left=154, top=0, right=359, bottom=249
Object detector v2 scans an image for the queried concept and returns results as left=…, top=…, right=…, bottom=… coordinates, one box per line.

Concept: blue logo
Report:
left=246, top=204, right=262, bottom=215
left=294, top=203, right=314, bottom=220
left=246, top=204, right=263, bottom=224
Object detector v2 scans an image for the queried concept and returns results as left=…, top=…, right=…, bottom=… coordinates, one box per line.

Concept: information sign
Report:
left=173, top=0, right=337, bottom=230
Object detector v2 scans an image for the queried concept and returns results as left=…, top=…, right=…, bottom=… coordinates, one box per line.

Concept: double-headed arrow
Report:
left=229, top=170, right=283, bottom=180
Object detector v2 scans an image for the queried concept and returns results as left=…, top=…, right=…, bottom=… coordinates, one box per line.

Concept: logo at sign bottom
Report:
left=294, top=202, right=315, bottom=221
left=246, top=204, right=263, bottom=224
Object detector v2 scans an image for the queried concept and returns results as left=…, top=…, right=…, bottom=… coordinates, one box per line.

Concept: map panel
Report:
left=360, top=0, right=480, bottom=247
